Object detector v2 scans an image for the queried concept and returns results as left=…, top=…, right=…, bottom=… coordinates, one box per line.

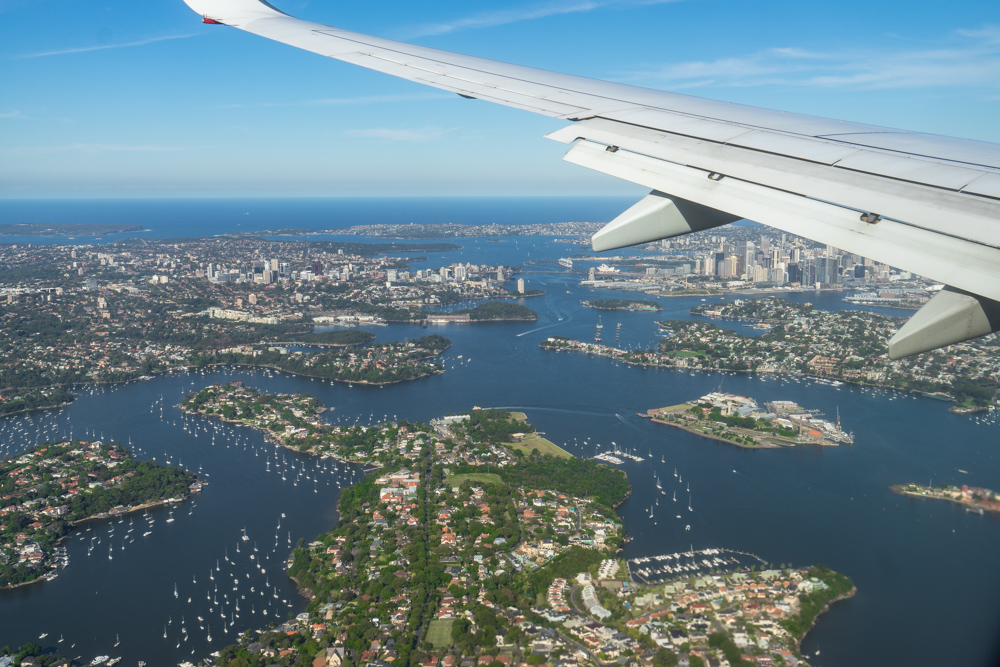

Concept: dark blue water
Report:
left=0, top=202, right=998, bottom=666
left=0, top=197, right=635, bottom=244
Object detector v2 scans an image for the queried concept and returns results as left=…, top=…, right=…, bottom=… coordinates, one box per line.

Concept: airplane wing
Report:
left=181, top=0, right=1000, bottom=358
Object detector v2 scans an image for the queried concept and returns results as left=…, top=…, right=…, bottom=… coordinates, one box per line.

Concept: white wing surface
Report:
left=181, top=0, right=1000, bottom=357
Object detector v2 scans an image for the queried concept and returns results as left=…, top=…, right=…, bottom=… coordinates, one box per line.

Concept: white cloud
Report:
left=217, top=93, right=451, bottom=109
left=344, top=127, right=449, bottom=142
left=0, top=110, right=25, bottom=119
left=18, top=33, right=198, bottom=59
left=956, top=25, right=1000, bottom=45
left=625, top=26, right=1000, bottom=91
left=404, top=0, right=680, bottom=38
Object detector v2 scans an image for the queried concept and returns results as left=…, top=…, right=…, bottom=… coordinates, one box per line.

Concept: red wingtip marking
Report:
left=203, top=17, right=224, bottom=24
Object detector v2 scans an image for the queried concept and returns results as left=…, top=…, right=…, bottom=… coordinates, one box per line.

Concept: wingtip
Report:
left=181, top=0, right=288, bottom=20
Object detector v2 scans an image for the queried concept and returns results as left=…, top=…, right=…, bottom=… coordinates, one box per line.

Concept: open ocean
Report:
left=0, top=197, right=637, bottom=242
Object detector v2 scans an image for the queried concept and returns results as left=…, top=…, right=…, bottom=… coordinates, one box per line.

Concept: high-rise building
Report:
left=517, top=278, right=525, bottom=294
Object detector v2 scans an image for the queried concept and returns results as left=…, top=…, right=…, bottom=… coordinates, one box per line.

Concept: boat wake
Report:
left=515, top=322, right=562, bottom=337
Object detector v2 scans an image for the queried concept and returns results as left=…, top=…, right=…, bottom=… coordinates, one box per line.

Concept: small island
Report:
left=646, top=391, right=853, bottom=449
left=583, top=298, right=662, bottom=311
left=1, top=440, right=199, bottom=588
left=891, top=483, right=1000, bottom=515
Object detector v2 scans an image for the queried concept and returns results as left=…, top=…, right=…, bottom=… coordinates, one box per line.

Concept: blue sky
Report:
left=1, top=0, right=999, bottom=198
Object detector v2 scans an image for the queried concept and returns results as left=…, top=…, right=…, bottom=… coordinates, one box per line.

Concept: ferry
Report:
left=558, top=257, right=573, bottom=268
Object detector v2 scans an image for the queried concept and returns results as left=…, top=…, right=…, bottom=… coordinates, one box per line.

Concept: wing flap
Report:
left=564, top=139, right=1000, bottom=303
left=833, top=151, right=985, bottom=191
left=963, top=173, right=1000, bottom=199
left=547, top=117, right=1000, bottom=246
left=726, top=130, right=862, bottom=165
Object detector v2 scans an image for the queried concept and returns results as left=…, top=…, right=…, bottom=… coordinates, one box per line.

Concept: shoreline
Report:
left=0, top=401, right=73, bottom=419
left=1, top=493, right=197, bottom=591
left=797, top=586, right=857, bottom=651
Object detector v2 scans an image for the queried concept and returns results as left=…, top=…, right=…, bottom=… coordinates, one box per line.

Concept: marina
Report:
left=627, top=547, right=768, bottom=584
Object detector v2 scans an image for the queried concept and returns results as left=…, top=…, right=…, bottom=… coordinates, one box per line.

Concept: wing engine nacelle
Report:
left=592, top=191, right=738, bottom=252
left=888, top=288, right=1000, bottom=359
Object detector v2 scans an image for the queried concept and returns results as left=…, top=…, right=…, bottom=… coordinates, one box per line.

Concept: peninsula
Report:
left=182, top=382, right=391, bottom=464
left=190, top=334, right=451, bottom=386
left=0, top=223, right=145, bottom=237
left=0, top=440, right=199, bottom=588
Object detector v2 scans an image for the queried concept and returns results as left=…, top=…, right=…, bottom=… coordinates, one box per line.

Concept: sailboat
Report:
left=174, top=584, right=179, bottom=599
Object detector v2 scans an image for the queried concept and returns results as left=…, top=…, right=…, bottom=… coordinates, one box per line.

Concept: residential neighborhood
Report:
left=195, top=404, right=849, bottom=667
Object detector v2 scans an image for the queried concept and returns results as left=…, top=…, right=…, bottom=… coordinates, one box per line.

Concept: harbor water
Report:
left=0, top=200, right=998, bottom=666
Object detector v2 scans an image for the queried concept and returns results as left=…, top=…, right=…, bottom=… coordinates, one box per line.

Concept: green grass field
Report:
left=656, top=403, right=693, bottom=414
left=509, top=411, right=528, bottom=422
left=426, top=619, right=454, bottom=649
left=448, top=473, right=503, bottom=487
left=510, top=434, right=573, bottom=459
